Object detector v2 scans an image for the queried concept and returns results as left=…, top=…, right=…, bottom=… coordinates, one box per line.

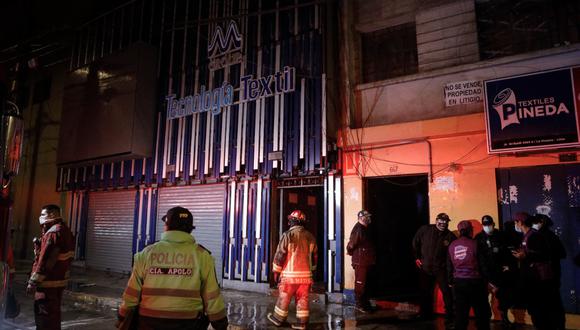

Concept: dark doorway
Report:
left=278, top=186, right=325, bottom=290
left=364, top=175, right=429, bottom=301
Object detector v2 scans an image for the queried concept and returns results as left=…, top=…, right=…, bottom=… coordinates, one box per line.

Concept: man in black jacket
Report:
left=347, top=210, right=376, bottom=313
left=413, top=212, right=457, bottom=327
left=475, top=215, right=515, bottom=325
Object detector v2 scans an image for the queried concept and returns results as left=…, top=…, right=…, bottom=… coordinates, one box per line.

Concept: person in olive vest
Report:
left=267, top=210, right=318, bottom=330
left=27, top=204, right=75, bottom=330
left=117, top=206, right=228, bottom=330
left=346, top=210, right=376, bottom=313
left=413, top=212, right=456, bottom=327
left=448, top=220, right=491, bottom=330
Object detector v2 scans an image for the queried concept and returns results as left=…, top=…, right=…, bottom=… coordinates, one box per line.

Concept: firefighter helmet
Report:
left=287, top=210, right=306, bottom=223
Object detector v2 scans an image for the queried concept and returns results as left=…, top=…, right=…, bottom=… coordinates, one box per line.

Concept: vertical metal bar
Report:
left=272, top=1, right=280, bottom=169
left=119, top=6, right=125, bottom=50
left=154, top=112, right=161, bottom=175
left=109, top=11, right=115, bottom=54
left=145, top=188, right=153, bottom=245
left=84, top=27, right=90, bottom=66
left=322, top=73, right=327, bottom=157
left=300, top=78, right=305, bottom=159
left=328, top=172, right=335, bottom=239
left=101, top=15, right=107, bottom=58
left=136, top=187, right=144, bottom=253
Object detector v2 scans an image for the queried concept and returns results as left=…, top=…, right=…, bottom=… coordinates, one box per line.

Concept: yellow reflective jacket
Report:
left=119, top=231, right=226, bottom=322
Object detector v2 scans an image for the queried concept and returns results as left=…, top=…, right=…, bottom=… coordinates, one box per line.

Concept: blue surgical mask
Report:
left=532, top=223, right=542, bottom=230
left=515, top=225, right=523, bottom=233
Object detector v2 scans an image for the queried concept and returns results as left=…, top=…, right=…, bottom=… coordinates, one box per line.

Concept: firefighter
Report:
left=267, top=210, right=318, bottom=330
left=412, top=212, right=456, bottom=327
left=346, top=210, right=376, bottom=313
left=448, top=220, right=491, bottom=330
left=117, top=206, right=228, bottom=330
left=26, top=204, right=75, bottom=330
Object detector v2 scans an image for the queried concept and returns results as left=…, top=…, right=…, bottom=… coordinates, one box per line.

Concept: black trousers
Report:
left=34, top=287, right=65, bottom=330
left=453, top=279, right=491, bottom=330
left=525, top=280, right=566, bottom=330
left=419, top=269, right=454, bottom=321
left=353, top=264, right=372, bottom=307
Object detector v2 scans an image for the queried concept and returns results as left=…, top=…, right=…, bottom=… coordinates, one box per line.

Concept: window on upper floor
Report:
left=476, top=0, right=580, bottom=60
left=360, top=22, right=418, bottom=83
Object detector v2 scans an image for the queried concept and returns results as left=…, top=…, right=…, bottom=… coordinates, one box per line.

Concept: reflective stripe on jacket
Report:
left=30, top=221, right=75, bottom=288
left=119, top=231, right=226, bottom=322
left=272, top=226, right=318, bottom=284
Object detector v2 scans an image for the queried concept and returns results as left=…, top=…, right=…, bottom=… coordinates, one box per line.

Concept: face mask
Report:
left=514, top=225, right=523, bottom=233
left=39, top=215, right=48, bottom=225
left=483, top=226, right=493, bottom=234
left=532, top=223, right=542, bottom=230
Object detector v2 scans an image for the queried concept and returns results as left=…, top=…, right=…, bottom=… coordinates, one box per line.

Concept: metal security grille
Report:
left=86, top=190, right=137, bottom=273
left=156, top=184, right=226, bottom=281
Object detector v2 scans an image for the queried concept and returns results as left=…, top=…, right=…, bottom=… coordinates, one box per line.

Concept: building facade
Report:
left=339, top=0, right=580, bottom=317
left=42, top=0, right=343, bottom=293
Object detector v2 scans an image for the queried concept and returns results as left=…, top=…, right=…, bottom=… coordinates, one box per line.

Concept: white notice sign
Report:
left=444, top=80, right=483, bottom=107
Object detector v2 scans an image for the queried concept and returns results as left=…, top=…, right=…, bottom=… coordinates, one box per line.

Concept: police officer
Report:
left=512, top=212, right=556, bottom=330
left=267, top=210, right=318, bottom=330
left=117, top=206, right=228, bottom=330
left=532, top=214, right=566, bottom=330
left=413, top=212, right=456, bottom=327
left=448, top=220, right=491, bottom=330
left=475, top=215, right=515, bottom=325
left=27, top=204, right=75, bottom=330
left=346, top=210, right=376, bottom=313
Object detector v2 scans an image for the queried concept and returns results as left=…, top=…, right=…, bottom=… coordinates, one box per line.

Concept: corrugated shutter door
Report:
left=86, top=190, right=136, bottom=273
left=156, top=184, right=226, bottom=281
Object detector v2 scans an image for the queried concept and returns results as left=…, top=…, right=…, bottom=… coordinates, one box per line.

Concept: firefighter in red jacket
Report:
left=26, top=204, right=75, bottom=330
left=267, top=210, right=318, bottom=330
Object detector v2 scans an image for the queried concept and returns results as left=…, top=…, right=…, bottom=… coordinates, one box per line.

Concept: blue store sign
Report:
left=484, top=67, right=580, bottom=153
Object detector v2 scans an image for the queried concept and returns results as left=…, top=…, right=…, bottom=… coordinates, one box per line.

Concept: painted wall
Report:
left=341, top=112, right=579, bottom=290
left=11, top=63, right=67, bottom=259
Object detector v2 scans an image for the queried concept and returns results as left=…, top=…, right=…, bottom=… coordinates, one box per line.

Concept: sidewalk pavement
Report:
left=11, top=260, right=538, bottom=329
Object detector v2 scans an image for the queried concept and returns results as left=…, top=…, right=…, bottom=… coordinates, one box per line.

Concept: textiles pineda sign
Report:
left=165, top=20, right=296, bottom=120
left=484, top=67, right=580, bottom=153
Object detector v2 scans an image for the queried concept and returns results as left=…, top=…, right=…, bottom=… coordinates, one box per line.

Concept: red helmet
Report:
left=287, top=210, right=306, bottom=222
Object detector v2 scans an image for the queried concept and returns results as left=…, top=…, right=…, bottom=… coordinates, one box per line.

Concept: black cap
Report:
left=162, top=206, right=195, bottom=230
left=481, top=215, right=494, bottom=226
left=436, top=212, right=451, bottom=222
left=357, top=210, right=371, bottom=218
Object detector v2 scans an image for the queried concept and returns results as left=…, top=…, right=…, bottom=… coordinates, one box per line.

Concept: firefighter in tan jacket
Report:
left=267, top=210, right=318, bottom=330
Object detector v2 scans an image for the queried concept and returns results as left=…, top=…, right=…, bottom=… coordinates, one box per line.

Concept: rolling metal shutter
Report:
left=156, top=184, right=226, bottom=281
left=86, top=190, right=136, bottom=273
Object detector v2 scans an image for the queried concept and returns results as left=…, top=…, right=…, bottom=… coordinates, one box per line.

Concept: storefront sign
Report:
left=166, top=66, right=296, bottom=120
left=208, top=20, right=243, bottom=70
left=444, top=80, right=483, bottom=107
left=484, top=67, right=580, bottom=153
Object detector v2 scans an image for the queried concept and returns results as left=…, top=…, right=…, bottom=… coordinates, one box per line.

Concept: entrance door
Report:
left=364, top=175, right=429, bottom=301
left=279, top=187, right=325, bottom=288
left=497, top=164, right=580, bottom=313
